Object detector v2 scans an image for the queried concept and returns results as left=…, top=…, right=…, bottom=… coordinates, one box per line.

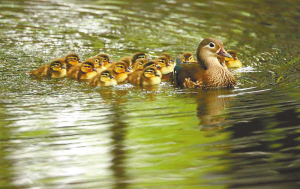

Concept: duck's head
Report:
left=111, top=61, right=130, bottom=74
left=156, top=56, right=174, bottom=74
left=80, top=61, right=97, bottom=73
left=225, top=50, right=239, bottom=61
left=65, top=53, right=80, bottom=66
left=100, top=70, right=116, bottom=83
left=196, top=38, right=231, bottom=69
left=143, top=61, right=161, bottom=70
left=96, top=54, right=111, bottom=66
left=133, top=59, right=148, bottom=71
left=87, top=57, right=104, bottom=69
left=50, top=59, right=66, bottom=72
left=132, top=52, right=146, bottom=64
left=181, top=52, right=195, bottom=63
left=160, top=53, right=171, bottom=60
left=143, top=67, right=161, bottom=79
left=121, top=58, right=133, bottom=72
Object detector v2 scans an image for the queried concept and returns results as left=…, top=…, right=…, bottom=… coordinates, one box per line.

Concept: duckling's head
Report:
left=112, top=61, right=130, bottom=74
left=181, top=52, right=195, bottom=63
left=226, top=50, right=239, bottom=61
left=156, top=56, right=174, bottom=74
left=133, top=59, right=148, bottom=71
left=87, top=57, right=104, bottom=69
left=97, top=54, right=110, bottom=66
left=81, top=61, right=96, bottom=73
left=132, top=52, right=146, bottom=64
left=160, top=53, right=171, bottom=60
left=143, top=61, right=161, bottom=70
left=50, top=59, right=66, bottom=72
left=196, top=38, right=231, bottom=69
left=100, top=70, right=116, bottom=83
left=65, top=53, right=80, bottom=66
left=143, top=67, right=161, bottom=78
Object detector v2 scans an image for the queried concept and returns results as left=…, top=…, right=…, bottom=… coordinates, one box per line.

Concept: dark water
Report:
left=0, top=0, right=299, bottom=188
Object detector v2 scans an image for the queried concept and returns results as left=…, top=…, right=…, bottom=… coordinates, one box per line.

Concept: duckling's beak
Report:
left=125, top=68, right=130, bottom=72
left=217, top=48, right=232, bottom=58
left=156, top=65, right=161, bottom=69
left=93, top=68, right=97, bottom=71
left=79, top=60, right=82, bottom=63
left=109, top=75, right=114, bottom=79
left=155, top=72, right=161, bottom=76
left=166, top=62, right=170, bottom=66
left=99, top=62, right=103, bottom=66
left=61, top=66, right=66, bottom=69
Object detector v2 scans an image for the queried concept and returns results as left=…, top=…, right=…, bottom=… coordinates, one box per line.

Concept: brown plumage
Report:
left=108, top=61, right=131, bottom=84
left=85, top=56, right=106, bottom=73
left=29, top=58, right=66, bottom=78
left=129, top=67, right=162, bottom=86
left=175, top=38, right=236, bottom=89
left=90, top=70, right=117, bottom=87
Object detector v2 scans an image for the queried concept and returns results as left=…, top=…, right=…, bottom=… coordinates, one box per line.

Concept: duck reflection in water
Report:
left=192, top=89, right=234, bottom=128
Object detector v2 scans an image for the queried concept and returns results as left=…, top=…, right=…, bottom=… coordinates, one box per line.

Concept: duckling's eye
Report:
left=94, top=59, right=99, bottom=63
left=209, top=42, right=215, bottom=48
left=102, top=73, right=109, bottom=77
left=103, top=58, right=107, bottom=60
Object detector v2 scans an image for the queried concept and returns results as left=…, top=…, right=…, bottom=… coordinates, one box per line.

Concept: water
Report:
left=0, top=0, right=299, bottom=188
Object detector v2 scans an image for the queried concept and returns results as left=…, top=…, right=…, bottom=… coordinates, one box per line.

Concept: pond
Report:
left=0, top=0, right=299, bottom=188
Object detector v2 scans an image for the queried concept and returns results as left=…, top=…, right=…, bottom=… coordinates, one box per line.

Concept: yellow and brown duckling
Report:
left=181, top=52, right=195, bottom=63
left=29, top=58, right=66, bottom=78
left=132, top=59, right=149, bottom=72
left=156, top=55, right=175, bottom=81
left=175, top=38, right=236, bottom=89
left=85, top=56, right=106, bottom=73
left=131, top=52, right=146, bottom=65
left=129, top=67, right=162, bottom=86
left=96, top=54, right=111, bottom=69
left=68, top=60, right=97, bottom=80
left=224, top=50, right=242, bottom=68
left=89, top=70, right=117, bottom=87
left=108, top=61, right=131, bottom=84
left=64, top=53, right=80, bottom=72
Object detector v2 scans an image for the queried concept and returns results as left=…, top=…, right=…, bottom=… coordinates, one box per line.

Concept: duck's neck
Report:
left=196, top=48, right=221, bottom=70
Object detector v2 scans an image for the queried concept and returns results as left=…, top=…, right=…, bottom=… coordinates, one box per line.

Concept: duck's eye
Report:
left=209, top=42, right=215, bottom=48
left=94, top=59, right=99, bottom=63
left=189, top=57, right=193, bottom=60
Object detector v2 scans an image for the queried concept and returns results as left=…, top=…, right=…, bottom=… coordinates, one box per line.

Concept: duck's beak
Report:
left=217, top=48, right=232, bottom=58
left=109, top=75, right=114, bottom=79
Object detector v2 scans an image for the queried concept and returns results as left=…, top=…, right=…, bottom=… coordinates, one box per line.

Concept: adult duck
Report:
left=175, top=38, right=236, bottom=89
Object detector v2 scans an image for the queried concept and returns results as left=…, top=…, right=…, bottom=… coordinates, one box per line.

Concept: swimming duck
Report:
left=96, top=54, right=111, bottom=69
left=108, top=61, right=131, bottom=83
left=29, top=58, right=66, bottom=78
left=68, top=60, right=97, bottom=80
left=224, top=50, right=242, bottom=68
left=64, top=53, right=80, bottom=71
left=175, top=38, right=236, bottom=89
left=129, top=67, right=161, bottom=86
left=89, top=70, right=117, bottom=87
left=131, top=52, right=146, bottom=65
left=181, top=52, right=195, bottom=63
left=86, top=56, right=106, bottom=73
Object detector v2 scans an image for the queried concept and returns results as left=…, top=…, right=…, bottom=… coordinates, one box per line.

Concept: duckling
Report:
left=90, top=70, right=117, bottom=87
left=29, top=58, right=66, bottom=78
left=129, top=67, right=161, bottom=85
left=131, top=52, right=146, bottom=65
left=120, top=56, right=133, bottom=69
left=65, top=53, right=80, bottom=71
left=181, top=52, right=195, bottom=63
left=224, top=50, right=242, bottom=68
left=108, top=61, right=131, bottom=83
left=175, top=38, right=236, bottom=89
left=68, top=61, right=97, bottom=80
left=132, top=59, right=148, bottom=72
left=96, top=54, right=111, bottom=69
left=156, top=56, right=174, bottom=75
left=160, top=53, right=171, bottom=60
left=86, top=56, right=106, bottom=73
